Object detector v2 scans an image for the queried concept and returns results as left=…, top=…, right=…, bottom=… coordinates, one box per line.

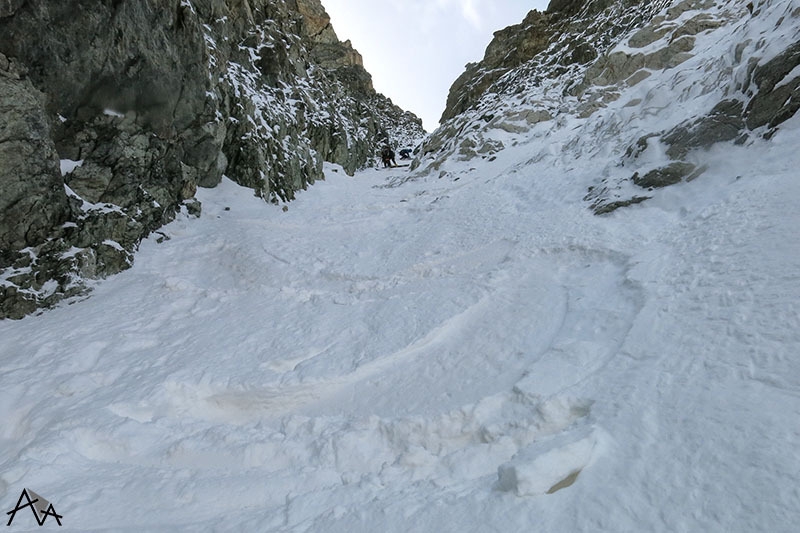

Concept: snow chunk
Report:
left=60, top=247, right=85, bottom=260
left=60, top=159, right=84, bottom=176
left=101, top=240, right=125, bottom=251
left=39, top=279, right=60, bottom=298
left=64, top=184, right=125, bottom=215
left=497, top=426, right=604, bottom=497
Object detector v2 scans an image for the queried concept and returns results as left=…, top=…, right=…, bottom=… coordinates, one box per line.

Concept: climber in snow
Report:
left=399, top=148, right=412, bottom=160
left=381, top=144, right=397, bottom=168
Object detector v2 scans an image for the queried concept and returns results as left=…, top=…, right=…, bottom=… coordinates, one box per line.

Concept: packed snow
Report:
left=2, top=103, right=799, bottom=530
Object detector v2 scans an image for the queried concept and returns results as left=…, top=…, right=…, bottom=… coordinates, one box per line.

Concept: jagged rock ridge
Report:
left=0, top=0, right=425, bottom=319
left=416, top=0, right=799, bottom=214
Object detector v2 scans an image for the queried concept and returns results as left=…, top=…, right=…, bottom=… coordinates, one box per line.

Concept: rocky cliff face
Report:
left=0, top=0, right=425, bottom=319
left=418, top=0, right=799, bottom=212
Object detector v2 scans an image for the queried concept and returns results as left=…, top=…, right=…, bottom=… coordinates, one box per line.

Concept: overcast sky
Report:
left=323, top=0, right=551, bottom=132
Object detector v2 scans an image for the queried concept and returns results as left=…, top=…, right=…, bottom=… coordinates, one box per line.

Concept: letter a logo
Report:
left=6, top=488, right=63, bottom=526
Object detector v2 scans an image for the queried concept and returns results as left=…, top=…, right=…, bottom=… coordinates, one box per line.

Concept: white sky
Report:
left=323, top=0, right=551, bottom=131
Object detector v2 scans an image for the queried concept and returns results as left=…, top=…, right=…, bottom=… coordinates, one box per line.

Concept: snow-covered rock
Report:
left=418, top=0, right=800, bottom=215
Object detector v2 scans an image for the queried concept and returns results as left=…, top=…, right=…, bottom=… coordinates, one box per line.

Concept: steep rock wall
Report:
left=0, top=0, right=425, bottom=319
left=417, top=0, right=799, bottom=214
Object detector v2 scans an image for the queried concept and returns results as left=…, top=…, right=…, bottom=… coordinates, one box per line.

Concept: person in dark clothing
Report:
left=399, top=148, right=412, bottom=160
left=380, top=144, right=397, bottom=168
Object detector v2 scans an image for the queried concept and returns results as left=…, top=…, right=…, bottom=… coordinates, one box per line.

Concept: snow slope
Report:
left=1, top=98, right=799, bottom=529
left=2, top=2, right=800, bottom=527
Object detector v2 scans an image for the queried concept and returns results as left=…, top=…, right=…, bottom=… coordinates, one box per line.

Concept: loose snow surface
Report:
left=2, top=114, right=799, bottom=531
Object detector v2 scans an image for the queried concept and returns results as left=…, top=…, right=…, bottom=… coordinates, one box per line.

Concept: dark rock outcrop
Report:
left=660, top=100, right=747, bottom=160
left=632, top=162, right=702, bottom=189
left=744, top=41, right=800, bottom=131
left=0, top=0, right=425, bottom=319
left=0, top=53, right=69, bottom=255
